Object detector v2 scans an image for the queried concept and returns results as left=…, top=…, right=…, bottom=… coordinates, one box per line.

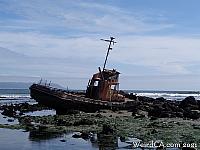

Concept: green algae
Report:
left=1, top=112, right=200, bottom=148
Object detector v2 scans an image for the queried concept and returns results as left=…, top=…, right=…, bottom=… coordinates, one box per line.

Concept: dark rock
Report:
left=133, top=109, right=148, bottom=118
left=150, top=116, right=158, bottom=120
left=140, top=104, right=153, bottom=112
left=38, top=125, right=48, bottom=131
left=155, top=97, right=166, bottom=102
left=148, top=100, right=185, bottom=118
left=159, top=111, right=171, bottom=118
left=7, top=119, right=14, bottom=122
left=151, top=128, right=158, bottom=134
left=148, top=105, right=163, bottom=118
left=183, top=96, right=197, bottom=105
left=2, top=107, right=16, bottom=117
left=19, top=117, right=32, bottom=126
left=183, top=110, right=200, bottom=119
left=56, top=119, right=72, bottom=126
left=175, top=112, right=184, bottom=118
left=72, top=133, right=81, bottom=138
left=60, top=139, right=66, bottom=142
left=72, top=132, right=90, bottom=140
left=119, top=90, right=129, bottom=97
left=100, top=110, right=107, bottom=113
left=134, top=114, right=146, bottom=119
left=102, top=124, right=114, bottom=134
left=1, top=103, right=48, bottom=118
left=129, top=93, right=137, bottom=100
left=131, top=107, right=139, bottom=116
left=138, top=96, right=155, bottom=102
left=19, top=112, right=24, bottom=116
left=162, top=102, right=172, bottom=111
left=66, top=110, right=80, bottom=114
left=180, top=96, right=198, bottom=110
left=95, top=113, right=102, bottom=118
left=80, top=132, right=89, bottom=139
left=120, top=136, right=126, bottom=142
left=192, top=124, right=200, bottom=129
left=166, top=102, right=183, bottom=112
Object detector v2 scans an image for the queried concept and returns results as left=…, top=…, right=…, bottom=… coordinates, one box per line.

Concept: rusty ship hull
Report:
left=30, top=84, right=134, bottom=113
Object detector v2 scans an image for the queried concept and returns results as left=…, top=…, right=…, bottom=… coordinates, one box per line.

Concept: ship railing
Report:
left=62, top=94, right=110, bottom=106
left=63, top=92, right=127, bottom=107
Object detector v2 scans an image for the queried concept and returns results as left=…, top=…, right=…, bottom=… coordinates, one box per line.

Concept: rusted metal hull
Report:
left=29, top=84, right=134, bottom=113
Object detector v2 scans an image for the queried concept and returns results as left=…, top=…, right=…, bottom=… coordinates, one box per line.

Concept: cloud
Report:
left=1, top=31, right=200, bottom=76
left=111, top=35, right=200, bottom=75
left=0, top=0, right=173, bottom=34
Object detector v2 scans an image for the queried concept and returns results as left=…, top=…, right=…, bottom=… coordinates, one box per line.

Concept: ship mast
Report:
left=101, top=37, right=116, bottom=71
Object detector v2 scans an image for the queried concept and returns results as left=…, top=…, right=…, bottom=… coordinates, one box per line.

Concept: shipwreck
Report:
left=30, top=37, right=135, bottom=112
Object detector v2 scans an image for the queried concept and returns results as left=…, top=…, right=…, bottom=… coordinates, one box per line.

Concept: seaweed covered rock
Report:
left=56, top=118, right=72, bottom=126
left=72, top=132, right=90, bottom=140
left=148, top=102, right=182, bottom=118
left=183, top=110, right=200, bottom=119
left=155, top=97, right=166, bottom=102
left=148, top=105, right=163, bottom=118
left=98, top=124, right=118, bottom=148
left=1, top=105, right=16, bottom=117
left=18, top=116, right=33, bottom=126
left=119, top=90, right=129, bottom=98
left=73, top=118, right=95, bottom=126
left=137, top=96, right=155, bottom=102
left=128, top=93, right=137, bottom=100
left=101, top=124, right=114, bottom=134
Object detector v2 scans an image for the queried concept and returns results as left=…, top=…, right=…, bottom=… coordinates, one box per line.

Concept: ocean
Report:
left=0, top=89, right=33, bottom=105
left=127, top=90, right=200, bottom=101
left=0, top=88, right=198, bottom=150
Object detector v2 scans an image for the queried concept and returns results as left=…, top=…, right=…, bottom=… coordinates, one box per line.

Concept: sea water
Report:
left=127, top=90, right=200, bottom=101
left=0, top=89, right=34, bottom=105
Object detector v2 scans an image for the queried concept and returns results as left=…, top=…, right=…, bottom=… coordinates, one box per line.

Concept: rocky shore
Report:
left=0, top=95, right=200, bottom=149
left=121, top=91, right=200, bottom=120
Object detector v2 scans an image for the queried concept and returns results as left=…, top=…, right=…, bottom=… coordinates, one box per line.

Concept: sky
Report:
left=0, top=0, right=200, bottom=90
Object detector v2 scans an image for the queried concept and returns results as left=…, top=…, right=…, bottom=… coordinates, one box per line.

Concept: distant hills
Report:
left=0, top=82, right=32, bottom=89
left=0, top=47, right=26, bottom=58
left=0, top=82, right=64, bottom=89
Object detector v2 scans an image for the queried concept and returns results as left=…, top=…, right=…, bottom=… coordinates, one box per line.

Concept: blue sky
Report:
left=0, top=0, right=200, bottom=90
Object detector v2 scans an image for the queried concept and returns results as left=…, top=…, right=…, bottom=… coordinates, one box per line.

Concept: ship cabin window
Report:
left=109, top=74, right=119, bottom=80
left=111, top=85, right=116, bottom=90
left=94, top=80, right=99, bottom=86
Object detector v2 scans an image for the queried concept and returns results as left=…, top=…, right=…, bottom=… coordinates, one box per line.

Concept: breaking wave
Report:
left=0, top=94, right=30, bottom=100
left=128, top=91, right=200, bottom=100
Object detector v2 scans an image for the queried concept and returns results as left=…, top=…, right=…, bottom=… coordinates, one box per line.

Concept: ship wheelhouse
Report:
left=86, top=68, right=124, bottom=102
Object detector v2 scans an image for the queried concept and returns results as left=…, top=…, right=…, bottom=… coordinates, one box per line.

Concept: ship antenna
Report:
left=101, top=37, right=116, bottom=71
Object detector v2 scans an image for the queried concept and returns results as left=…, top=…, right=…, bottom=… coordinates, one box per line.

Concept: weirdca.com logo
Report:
left=132, top=140, right=197, bottom=149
